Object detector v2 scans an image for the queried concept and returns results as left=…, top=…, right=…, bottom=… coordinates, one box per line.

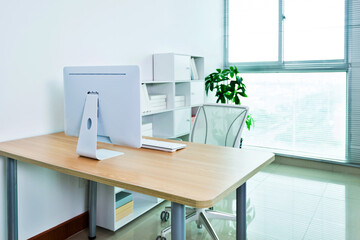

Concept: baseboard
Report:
left=275, top=155, right=360, bottom=175
left=28, top=212, right=88, bottom=240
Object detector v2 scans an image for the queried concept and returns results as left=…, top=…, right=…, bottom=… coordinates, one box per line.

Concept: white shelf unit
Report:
left=97, top=184, right=163, bottom=231
left=142, top=53, right=205, bottom=139
left=96, top=53, right=205, bottom=232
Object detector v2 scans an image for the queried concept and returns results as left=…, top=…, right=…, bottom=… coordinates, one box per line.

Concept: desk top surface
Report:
left=0, top=132, right=274, bottom=208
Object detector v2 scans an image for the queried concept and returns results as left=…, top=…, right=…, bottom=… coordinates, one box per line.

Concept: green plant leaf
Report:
left=221, top=95, right=226, bottom=103
left=246, top=115, right=255, bottom=131
left=239, top=92, right=248, bottom=97
left=234, top=66, right=239, bottom=74
left=225, top=91, right=233, bottom=100
left=230, top=80, right=236, bottom=89
left=229, top=91, right=234, bottom=99
left=222, top=69, right=230, bottom=75
left=216, top=68, right=221, bottom=73
left=220, top=84, right=227, bottom=93
left=234, top=95, right=240, bottom=105
left=236, top=76, right=242, bottom=84
left=246, top=119, right=251, bottom=130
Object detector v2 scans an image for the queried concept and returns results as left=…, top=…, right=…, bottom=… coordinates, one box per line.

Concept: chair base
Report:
left=159, top=208, right=235, bottom=240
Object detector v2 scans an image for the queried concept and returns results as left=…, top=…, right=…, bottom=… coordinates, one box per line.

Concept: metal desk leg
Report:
left=7, top=158, right=18, bottom=240
left=171, top=202, right=185, bottom=240
left=236, top=182, right=246, bottom=240
left=88, top=181, right=97, bottom=240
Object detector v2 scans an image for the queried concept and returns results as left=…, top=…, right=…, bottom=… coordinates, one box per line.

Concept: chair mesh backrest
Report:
left=190, top=104, right=249, bottom=148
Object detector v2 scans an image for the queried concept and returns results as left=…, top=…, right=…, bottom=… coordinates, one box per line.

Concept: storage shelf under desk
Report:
left=97, top=183, right=164, bottom=231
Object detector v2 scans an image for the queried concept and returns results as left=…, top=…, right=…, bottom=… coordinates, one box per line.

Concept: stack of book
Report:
left=149, top=95, right=167, bottom=112
left=141, top=84, right=167, bottom=113
left=115, top=191, right=133, bottom=221
left=174, top=96, right=185, bottom=108
left=142, top=123, right=153, bottom=137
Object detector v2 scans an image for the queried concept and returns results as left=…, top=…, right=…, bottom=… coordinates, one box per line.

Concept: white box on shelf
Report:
left=173, top=108, right=191, bottom=136
left=154, top=53, right=193, bottom=82
left=190, top=81, right=204, bottom=106
left=174, top=55, right=191, bottom=81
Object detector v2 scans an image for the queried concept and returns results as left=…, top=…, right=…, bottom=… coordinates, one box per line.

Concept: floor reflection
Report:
left=69, top=163, right=360, bottom=240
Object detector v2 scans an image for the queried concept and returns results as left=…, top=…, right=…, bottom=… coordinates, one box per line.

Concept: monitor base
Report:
left=96, top=149, right=124, bottom=160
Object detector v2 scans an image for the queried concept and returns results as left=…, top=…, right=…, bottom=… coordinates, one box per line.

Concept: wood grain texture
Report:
left=0, top=132, right=274, bottom=208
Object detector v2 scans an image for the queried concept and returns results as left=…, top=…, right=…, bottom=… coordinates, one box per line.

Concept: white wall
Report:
left=0, top=0, right=224, bottom=239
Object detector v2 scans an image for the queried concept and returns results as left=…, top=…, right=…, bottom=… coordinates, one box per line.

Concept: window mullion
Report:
left=224, top=0, right=230, bottom=67
left=279, top=0, right=284, bottom=64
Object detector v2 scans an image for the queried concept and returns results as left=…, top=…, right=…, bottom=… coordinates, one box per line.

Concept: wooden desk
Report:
left=0, top=132, right=274, bottom=240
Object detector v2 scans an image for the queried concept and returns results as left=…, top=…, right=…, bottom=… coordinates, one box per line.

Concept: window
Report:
left=227, top=0, right=346, bottom=65
left=283, top=0, right=345, bottom=61
left=240, top=72, right=346, bottom=160
left=229, top=0, right=278, bottom=62
left=226, top=0, right=347, bottom=160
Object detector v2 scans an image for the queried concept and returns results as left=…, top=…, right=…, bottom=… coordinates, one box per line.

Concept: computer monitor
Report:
left=64, top=66, right=141, bottom=160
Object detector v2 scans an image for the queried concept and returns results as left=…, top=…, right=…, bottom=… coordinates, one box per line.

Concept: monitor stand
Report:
left=76, top=92, right=123, bottom=160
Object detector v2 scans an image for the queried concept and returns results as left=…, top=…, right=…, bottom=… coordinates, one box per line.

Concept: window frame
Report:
left=224, top=0, right=351, bottom=162
left=224, top=0, right=350, bottom=73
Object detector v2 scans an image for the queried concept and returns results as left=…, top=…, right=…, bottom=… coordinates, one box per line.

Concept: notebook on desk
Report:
left=141, top=139, right=186, bottom=152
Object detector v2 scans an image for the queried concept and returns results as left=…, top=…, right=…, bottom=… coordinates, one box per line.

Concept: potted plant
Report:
left=205, top=66, right=256, bottom=227
left=205, top=65, right=254, bottom=130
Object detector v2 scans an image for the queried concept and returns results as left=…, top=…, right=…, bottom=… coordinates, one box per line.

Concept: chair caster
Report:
left=160, top=211, right=170, bottom=222
left=156, top=235, right=166, bottom=240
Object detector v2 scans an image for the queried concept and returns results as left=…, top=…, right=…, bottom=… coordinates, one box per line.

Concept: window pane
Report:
left=229, top=0, right=278, bottom=62
left=241, top=72, right=346, bottom=160
left=284, top=0, right=345, bottom=61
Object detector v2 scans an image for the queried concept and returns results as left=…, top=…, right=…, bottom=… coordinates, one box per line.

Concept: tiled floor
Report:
left=68, top=163, right=360, bottom=240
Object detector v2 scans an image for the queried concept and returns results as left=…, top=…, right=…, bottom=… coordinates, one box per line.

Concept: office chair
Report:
left=156, top=104, right=249, bottom=240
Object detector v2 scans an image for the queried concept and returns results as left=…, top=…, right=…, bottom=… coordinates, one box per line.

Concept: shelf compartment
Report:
left=114, top=191, right=163, bottom=230
left=145, top=82, right=173, bottom=111
left=96, top=183, right=164, bottom=232
left=175, top=82, right=190, bottom=108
